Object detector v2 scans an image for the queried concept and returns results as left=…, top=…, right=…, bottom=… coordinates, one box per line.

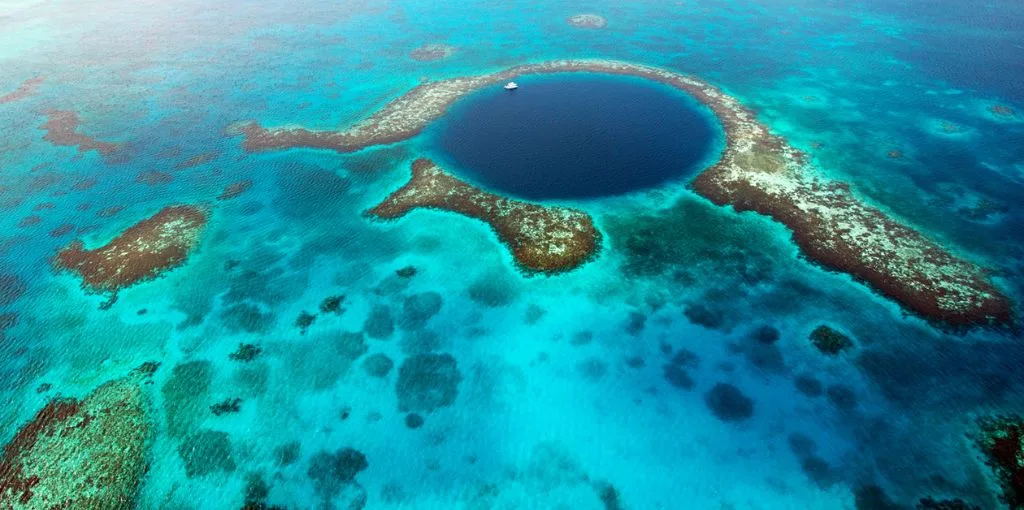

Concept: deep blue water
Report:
left=433, top=74, right=720, bottom=200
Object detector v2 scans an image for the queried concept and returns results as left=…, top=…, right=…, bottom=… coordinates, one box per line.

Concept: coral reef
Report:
left=974, top=415, right=1024, bottom=509
left=48, top=223, right=74, bottom=238
left=703, top=382, right=754, bottom=422
left=825, top=384, right=858, bottom=410
left=989, top=105, right=1016, bottom=117
left=237, top=59, right=1011, bottom=325
left=54, top=205, right=208, bottom=301
left=0, top=367, right=153, bottom=508
left=229, top=343, right=263, bottom=362
left=917, top=498, right=981, bottom=509
left=218, top=180, right=252, bottom=201
left=162, top=360, right=213, bottom=437
left=663, top=348, right=700, bottom=390
left=409, top=43, right=456, bottom=61
left=135, top=170, right=174, bottom=186
left=319, top=294, right=345, bottom=314
left=211, top=397, right=243, bottom=416
left=0, top=76, right=43, bottom=104
left=396, top=353, right=462, bottom=413
left=404, top=413, right=424, bottom=429
left=567, top=14, right=607, bottom=28
left=0, top=274, right=27, bottom=306
left=178, top=429, right=236, bottom=477
left=395, top=266, right=417, bottom=278
left=174, top=151, right=219, bottom=169
left=368, top=159, right=601, bottom=273
left=809, top=325, right=854, bottom=355
left=40, top=109, right=118, bottom=155
left=294, top=310, right=316, bottom=334
left=793, top=374, right=823, bottom=397
left=362, top=353, right=394, bottom=378
left=307, top=448, right=367, bottom=496
left=398, top=291, right=443, bottom=330
left=363, top=305, right=394, bottom=339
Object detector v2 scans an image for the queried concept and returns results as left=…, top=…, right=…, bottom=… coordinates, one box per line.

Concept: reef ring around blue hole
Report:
left=430, top=73, right=724, bottom=201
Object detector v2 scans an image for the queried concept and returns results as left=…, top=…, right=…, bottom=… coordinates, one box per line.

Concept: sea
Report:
left=1, top=0, right=1023, bottom=508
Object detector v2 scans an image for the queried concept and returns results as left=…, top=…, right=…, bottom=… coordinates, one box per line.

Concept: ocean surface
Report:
left=0, top=0, right=1023, bottom=508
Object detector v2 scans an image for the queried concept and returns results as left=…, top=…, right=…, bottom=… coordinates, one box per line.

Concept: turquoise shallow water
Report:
left=1, top=0, right=1023, bottom=508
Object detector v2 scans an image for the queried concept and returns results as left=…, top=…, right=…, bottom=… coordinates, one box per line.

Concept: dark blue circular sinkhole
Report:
left=431, top=73, right=722, bottom=200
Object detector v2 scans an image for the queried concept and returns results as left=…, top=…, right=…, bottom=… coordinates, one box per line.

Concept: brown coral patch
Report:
left=16, top=216, right=41, bottom=228
left=54, top=205, right=208, bottom=295
left=39, top=110, right=118, bottom=156
left=96, top=205, right=124, bottom=218
left=72, top=178, right=98, bottom=191
left=989, top=105, right=1015, bottom=117
left=49, top=224, right=74, bottom=238
left=0, top=373, right=151, bottom=508
left=175, top=151, right=219, bottom=170
left=31, top=202, right=55, bottom=211
left=217, top=180, right=252, bottom=201
left=410, top=44, right=456, bottom=62
left=135, top=170, right=174, bottom=186
left=237, top=59, right=1012, bottom=325
left=0, top=77, right=43, bottom=104
left=0, top=274, right=27, bottom=306
left=367, top=158, right=600, bottom=273
left=974, top=416, right=1024, bottom=509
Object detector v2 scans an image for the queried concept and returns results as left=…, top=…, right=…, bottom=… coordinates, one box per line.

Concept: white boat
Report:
left=503, top=81, right=518, bottom=90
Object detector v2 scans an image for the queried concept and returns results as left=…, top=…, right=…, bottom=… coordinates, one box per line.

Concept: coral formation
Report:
left=663, top=348, right=700, bottom=390
left=294, top=310, right=317, bottom=334
left=703, top=382, right=754, bottom=422
left=363, top=305, right=394, bottom=338
left=0, top=367, right=153, bottom=508
left=54, top=205, right=208, bottom=301
left=237, top=59, right=1011, bottom=326
left=0, top=274, right=27, bottom=306
left=307, top=448, right=368, bottom=495
left=175, top=151, right=219, bottom=169
left=368, top=159, right=601, bottom=273
left=396, top=353, right=462, bottom=413
left=395, top=266, right=417, bottom=278
left=135, top=170, right=174, bottom=186
left=40, top=109, right=118, bottom=155
left=162, top=360, right=213, bottom=437
left=211, top=397, right=243, bottom=416
left=229, top=343, right=263, bottom=362
left=809, top=325, right=854, bottom=355
left=398, top=291, right=444, bottom=330
left=793, top=373, right=823, bottom=397
left=319, top=294, right=345, bottom=314
left=989, top=105, right=1016, bottom=117
left=0, top=77, right=43, bottom=104
left=567, top=14, right=607, bottom=28
left=825, top=384, right=858, bottom=410
left=410, top=43, right=456, bottom=61
left=974, top=416, right=1024, bottom=509
left=404, top=413, right=424, bottom=429
left=362, top=353, right=394, bottom=378
left=178, top=429, right=236, bottom=477
left=218, top=180, right=253, bottom=201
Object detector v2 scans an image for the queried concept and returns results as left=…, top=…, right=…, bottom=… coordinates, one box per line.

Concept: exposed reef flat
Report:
left=367, top=158, right=600, bottom=273
left=0, top=367, right=153, bottom=508
left=239, top=59, right=1011, bottom=325
left=40, top=109, right=118, bottom=156
left=0, top=77, right=43, bottom=104
left=55, top=205, right=208, bottom=300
